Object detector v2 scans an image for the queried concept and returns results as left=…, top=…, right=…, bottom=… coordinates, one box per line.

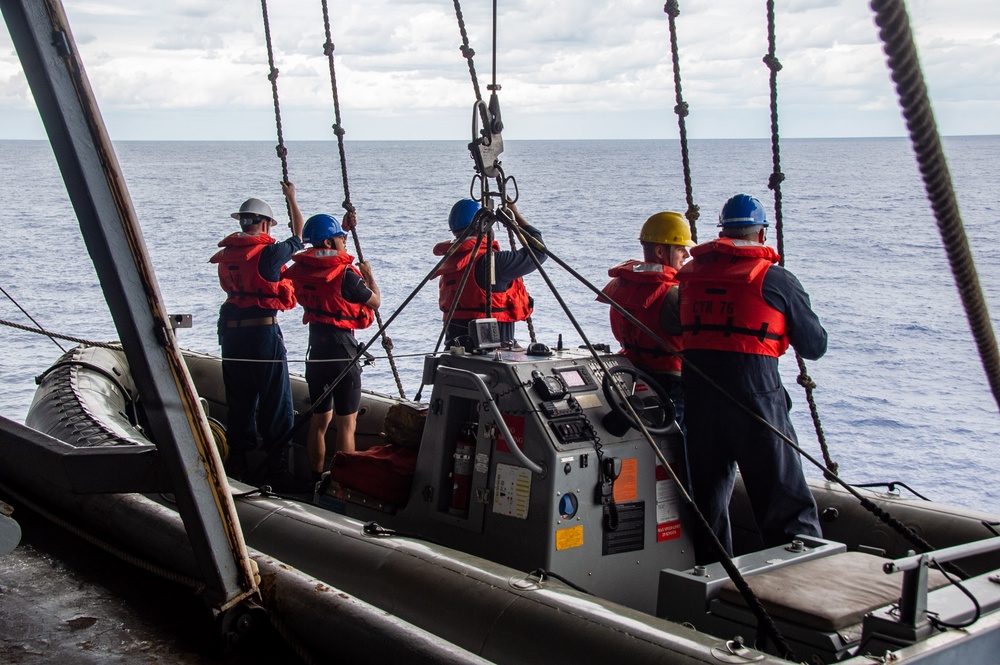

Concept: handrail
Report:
left=436, top=365, right=545, bottom=476
left=884, top=536, right=1000, bottom=574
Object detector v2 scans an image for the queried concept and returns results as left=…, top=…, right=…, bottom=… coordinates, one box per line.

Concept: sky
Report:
left=1, top=0, right=998, bottom=141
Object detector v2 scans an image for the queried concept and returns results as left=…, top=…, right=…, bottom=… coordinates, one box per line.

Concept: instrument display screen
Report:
left=553, top=365, right=596, bottom=392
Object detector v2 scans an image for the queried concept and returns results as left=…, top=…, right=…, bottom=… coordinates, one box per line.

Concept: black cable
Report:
left=853, top=481, right=931, bottom=501
left=926, top=562, right=981, bottom=629
left=0, top=284, right=67, bottom=353
left=529, top=569, right=594, bottom=596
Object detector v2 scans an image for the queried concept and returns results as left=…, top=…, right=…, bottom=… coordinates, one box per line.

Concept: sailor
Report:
left=600, top=211, right=695, bottom=423
left=284, top=212, right=380, bottom=484
left=433, top=198, right=543, bottom=346
left=210, top=181, right=303, bottom=483
left=677, top=194, right=827, bottom=564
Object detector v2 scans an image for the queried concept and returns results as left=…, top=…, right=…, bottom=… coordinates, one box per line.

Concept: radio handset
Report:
left=531, top=370, right=568, bottom=401
left=596, top=456, right=623, bottom=532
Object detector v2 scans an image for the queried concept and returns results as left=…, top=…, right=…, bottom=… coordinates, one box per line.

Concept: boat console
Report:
left=320, top=344, right=694, bottom=614
left=318, top=338, right=1000, bottom=663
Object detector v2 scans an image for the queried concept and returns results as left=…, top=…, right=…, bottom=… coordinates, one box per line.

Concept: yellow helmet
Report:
left=639, top=212, right=695, bottom=247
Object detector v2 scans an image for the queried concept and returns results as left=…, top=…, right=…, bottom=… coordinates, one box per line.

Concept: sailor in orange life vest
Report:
left=433, top=198, right=543, bottom=346
left=284, top=212, right=379, bottom=484
left=210, top=182, right=304, bottom=484
left=678, top=194, right=827, bottom=564
left=601, top=211, right=695, bottom=425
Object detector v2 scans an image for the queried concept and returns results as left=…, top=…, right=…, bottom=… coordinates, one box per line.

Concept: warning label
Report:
left=655, top=464, right=682, bottom=542
left=601, top=501, right=645, bottom=555
left=556, top=525, right=584, bottom=551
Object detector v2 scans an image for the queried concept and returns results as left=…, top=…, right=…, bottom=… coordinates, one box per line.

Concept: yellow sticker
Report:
left=556, top=525, right=584, bottom=551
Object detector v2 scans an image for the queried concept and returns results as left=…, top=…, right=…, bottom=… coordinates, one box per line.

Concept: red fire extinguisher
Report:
left=449, top=426, right=476, bottom=516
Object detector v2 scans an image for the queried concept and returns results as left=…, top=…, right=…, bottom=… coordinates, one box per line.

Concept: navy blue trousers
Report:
left=683, top=351, right=820, bottom=564
left=220, top=324, right=294, bottom=455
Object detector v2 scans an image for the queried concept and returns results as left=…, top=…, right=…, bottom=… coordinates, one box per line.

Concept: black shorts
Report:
left=305, top=328, right=362, bottom=416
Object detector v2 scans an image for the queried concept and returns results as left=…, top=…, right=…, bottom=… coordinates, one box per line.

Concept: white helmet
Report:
left=231, top=198, right=275, bottom=224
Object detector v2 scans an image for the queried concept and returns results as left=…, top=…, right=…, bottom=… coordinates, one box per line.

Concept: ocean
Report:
left=1, top=137, right=999, bottom=513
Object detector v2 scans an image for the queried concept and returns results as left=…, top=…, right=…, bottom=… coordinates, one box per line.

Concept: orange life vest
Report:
left=285, top=248, right=375, bottom=330
left=601, top=260, right=682, bottom=373
left=210, top=232, right=296, bottom=311
left=433, top=237, right=533, bottom=323
left=678, top=239, right=789, bottom=357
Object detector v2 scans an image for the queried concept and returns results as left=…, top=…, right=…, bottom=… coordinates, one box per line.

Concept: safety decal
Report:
left=602, top=501, right=644, bottom=555
left=493, top=462, right=531, bottom=519
left=655, top=464, right=682, bottom=542
left=613, top=457, right=638, bottom=503
left=556, top=525, right=584, bottom=551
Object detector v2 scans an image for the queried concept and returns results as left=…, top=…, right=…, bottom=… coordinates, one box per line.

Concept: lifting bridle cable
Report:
left=273, top=230, right=479, bottom=450
left=663, top=1, right=700, bottom=242
left=319, top=0, right=407, bottom=400
left=762, top=0, right=839, bottom=480
left=451, top=0, right=536, bottom=344
left=871, top=0, right=1000, bottom=412
left=413, top=220, right=484, bottom=402
left=0, top=285, right=67, bottom=353
left=503, top=215, right=795, bottom=660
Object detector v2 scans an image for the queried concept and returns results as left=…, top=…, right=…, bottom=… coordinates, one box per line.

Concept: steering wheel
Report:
left=601, top=365, right=678, bottom=437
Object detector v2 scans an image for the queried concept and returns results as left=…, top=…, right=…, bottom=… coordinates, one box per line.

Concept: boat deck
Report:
left=0, top=508, right=303, bottom=665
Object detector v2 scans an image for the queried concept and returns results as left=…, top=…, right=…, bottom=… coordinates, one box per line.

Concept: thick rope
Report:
left=506, top=219, right=796, bottom=660
left=260, top=0, right=292, bottom=223
left=0, top=318, right=121, bottom=350
left=452, top=0, right=488, bottom=120
left=763, top=0, right=838, bottom=478
left=0, top=285, right=66, bottom=353
left=319, top=0, right=406, bottom=399
left=663, top=1, right=700, bottom=241
left=871, top=0, right=1000, bottom=412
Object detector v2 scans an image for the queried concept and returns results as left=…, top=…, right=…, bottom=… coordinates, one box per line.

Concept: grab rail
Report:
left=436, top=365, right=545, bottom=476
left=883, top=535, right=1000, bottom=628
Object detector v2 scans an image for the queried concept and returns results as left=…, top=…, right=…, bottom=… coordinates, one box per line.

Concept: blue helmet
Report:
left=718, top=194, right=769, bottom=228
left=302, top=213, right=347, bottom=245
left=448, top=199, right=481, bottom=232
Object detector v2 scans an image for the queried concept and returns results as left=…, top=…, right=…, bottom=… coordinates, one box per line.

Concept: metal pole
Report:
left=0, top=0, right=256, bottom=608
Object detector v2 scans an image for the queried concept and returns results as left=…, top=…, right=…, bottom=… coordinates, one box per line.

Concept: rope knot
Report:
left=332, top=123, right=346, bottom=137
left=460, top=45, right=475, bottom=60
left=274, top=144, right=287, bottom=159
left=685, top=204, right=700, bottom=224
left=663, top=0, right=680, bottom=18
left=763, top=54, right=782, bottom=72
left=342, top=200, right=356, bottom=213
left=768, top=171, right=785, bottom=190
left=381, top=335, right=395, bottom=352
left=323, top=41, right=335, bottom=56
left=796, top=373, right=816, bottom=390
left=673, top=101, right=689, bottom=117
left=823, top=462, right=839, bottom=481
left=267, top=67, right=279, bottom=82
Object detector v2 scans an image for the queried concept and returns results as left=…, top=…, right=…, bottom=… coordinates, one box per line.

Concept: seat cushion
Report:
left=717, top=551, right=947, bottom=632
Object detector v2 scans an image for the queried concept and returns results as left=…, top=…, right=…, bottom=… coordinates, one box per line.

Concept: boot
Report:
left=224, top=450, right=248, bottom=482
left=260, top=448, right=313, bottom=494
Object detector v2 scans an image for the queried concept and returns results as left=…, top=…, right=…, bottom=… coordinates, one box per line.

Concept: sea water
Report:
left=1, top=137, right=998, bottom=513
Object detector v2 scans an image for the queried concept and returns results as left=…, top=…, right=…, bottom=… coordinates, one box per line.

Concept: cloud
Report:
left=1, top=0, right=996, bottom=139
